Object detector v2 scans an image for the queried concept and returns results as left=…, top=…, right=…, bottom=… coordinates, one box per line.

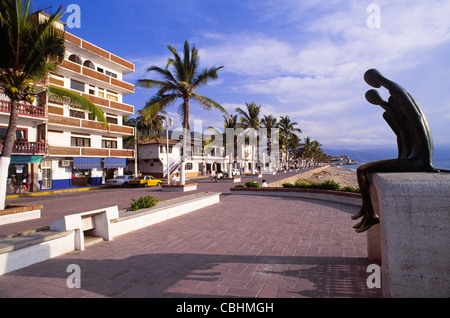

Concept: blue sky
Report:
left=32, top=0, right=450, bottom=155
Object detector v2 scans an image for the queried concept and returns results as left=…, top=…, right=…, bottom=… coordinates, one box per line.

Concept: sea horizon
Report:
left=336, top=158, right=450, bottom=171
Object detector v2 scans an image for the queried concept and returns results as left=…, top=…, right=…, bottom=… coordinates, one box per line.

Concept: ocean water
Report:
left=336, top=158, right=450, bottom=171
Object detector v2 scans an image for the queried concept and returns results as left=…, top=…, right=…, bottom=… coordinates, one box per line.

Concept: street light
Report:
left=164, top=116, right=174, bottom=184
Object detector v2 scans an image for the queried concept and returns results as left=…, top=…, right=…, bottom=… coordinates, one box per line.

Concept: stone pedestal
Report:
left=217, top=177, right=241, bottom=183
left=367, top=185, right=381, bottom=262
left=370, top=172, right=450, bottom=298
left=161, top=183, right=197, bottom=192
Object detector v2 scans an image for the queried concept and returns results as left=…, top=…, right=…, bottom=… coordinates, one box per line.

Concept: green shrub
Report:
left=293, top=179, right=340, bottom=191
left=245, top=181, right=261, bottom=188
left=295, top=179, right=322, bottom=189
left=285, top=178, right=359, bottom=193
left=234, top=184, right=244, bottom=188
left=319, top=179, right=341, bottom=191
left=130, top=195, right=159, bottom=211
left=342, top=185, right=360, bottom=193
left=294, top=181, right=312, bottom=188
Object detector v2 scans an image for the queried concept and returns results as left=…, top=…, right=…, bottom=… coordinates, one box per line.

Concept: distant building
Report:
left=128, top=133, right=229, bottom=179
left=330, top=155, right=352, bottom=165
left=127, top=130, right=282, bottom=179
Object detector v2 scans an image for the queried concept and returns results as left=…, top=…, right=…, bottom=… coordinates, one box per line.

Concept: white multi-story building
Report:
left=1, top=13, right=135, bottom=193
left=128, top=129, right=280, bottom=180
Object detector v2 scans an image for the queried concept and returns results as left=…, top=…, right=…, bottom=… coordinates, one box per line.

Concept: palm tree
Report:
left=0, top=0, right=108, bottom=209
left=222, top=114, right=242, bottom=174
left=260, top=114, right=278, bottom=171
left=224, top=113, right=239, bottom=130
left=277, top=116, right=302, bottom=170
left=137, top=40, right=227, bottom=185
left=299, top=136, right=314, bottom=163
left=287, top=133, right=301, bottom=164
left=136, top=111, right=165, bottom=138
left=235, top=102, right=261, bottom=174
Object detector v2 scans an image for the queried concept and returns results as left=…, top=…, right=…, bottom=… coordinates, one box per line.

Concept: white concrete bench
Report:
left=50, top=206, right=119, bottom=251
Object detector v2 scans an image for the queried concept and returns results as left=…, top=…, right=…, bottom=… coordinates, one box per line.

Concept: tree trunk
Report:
left=180, top=98, right=190, bottom=185
left=0, top=99, right=20, bottom=209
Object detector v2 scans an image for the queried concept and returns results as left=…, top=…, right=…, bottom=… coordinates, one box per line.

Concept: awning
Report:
left=73, top=157, right=102, bottom=169
left=205, top=159, right=225, bottom=165
left=10, top=155, right=42, bottom=164
left=104, top=158, right=127, bottom=169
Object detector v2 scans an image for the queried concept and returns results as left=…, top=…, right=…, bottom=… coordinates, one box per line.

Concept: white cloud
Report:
left=125, top=0, right=450, bottom=149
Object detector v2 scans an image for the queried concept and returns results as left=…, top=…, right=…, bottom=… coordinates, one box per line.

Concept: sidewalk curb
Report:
left=5, top=185, right=111, bottom=199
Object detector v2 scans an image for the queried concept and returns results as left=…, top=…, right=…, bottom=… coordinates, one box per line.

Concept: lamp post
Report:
left=134, top=126, right=138, bottom=178
left=165, top=116, right=174, bottom=184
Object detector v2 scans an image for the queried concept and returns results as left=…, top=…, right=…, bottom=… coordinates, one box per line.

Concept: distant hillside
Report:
left=324, top=146, right=450, bottom=163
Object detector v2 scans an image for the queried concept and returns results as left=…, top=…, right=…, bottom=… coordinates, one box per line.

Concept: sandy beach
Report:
left=305, top=166, right=359, bottom=188
left=269, top=165, right=359, bottom=189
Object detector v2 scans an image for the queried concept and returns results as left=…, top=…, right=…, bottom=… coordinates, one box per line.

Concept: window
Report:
left=98, top=88, right=105, bottom=98
left=70, top=109, right=85, bottom=119
left=0, top=127, right=26, bottom=140
left=97, top=67, right=104, bottom=73
left=106, top=116, right=118, bottom=125
left=106, top=92, right=118, bottom=102
left=68, top=54, right=82, bottom=64
left=88, top=113, right=97, bottom=121
left=83, top=60, right=95, bottom=69
left=185, top=163, right=193, bottom=170
left=71, top=137, right=90, bottom=147
left=105, top=70, right=118, bottom=78
left=70, top=79, right=85, bottom=92
left=102, top=140, right=117, bottom=149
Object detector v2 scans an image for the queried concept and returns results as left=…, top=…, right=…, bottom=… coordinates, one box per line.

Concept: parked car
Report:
left=129, top=175, right=162, bottom=187
left=105, top=175, right=135, bottom=187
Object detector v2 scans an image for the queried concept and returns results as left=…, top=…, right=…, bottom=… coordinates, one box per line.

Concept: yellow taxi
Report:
left=129, top=175, right=162, bottom=187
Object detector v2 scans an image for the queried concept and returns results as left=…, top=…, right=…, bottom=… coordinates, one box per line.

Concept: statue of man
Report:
left=353, top=69, right=439, bottom=233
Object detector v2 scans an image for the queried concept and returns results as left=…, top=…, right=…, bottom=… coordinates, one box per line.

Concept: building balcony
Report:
left=0, top=100, right=47, bottom=119
left=58, top=59, right=135, bottom=95
left=47, top=114, right=134, bottom=136
left=0, top=140, right=46, bottom=155
left=48, top=145, right=134, bottom=158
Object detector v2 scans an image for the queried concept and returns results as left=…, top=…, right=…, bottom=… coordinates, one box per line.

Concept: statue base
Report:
left=368, top=172, right=450, bottom=297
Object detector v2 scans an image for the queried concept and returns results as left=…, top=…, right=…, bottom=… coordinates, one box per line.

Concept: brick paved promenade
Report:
left=0, top=169, right=381, bottom=298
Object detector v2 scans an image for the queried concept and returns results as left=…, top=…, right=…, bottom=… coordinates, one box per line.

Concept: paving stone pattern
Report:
left=0, top=194, right=381, bottom=298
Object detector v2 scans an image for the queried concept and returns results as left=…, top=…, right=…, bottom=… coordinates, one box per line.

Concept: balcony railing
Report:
left=0, top=100, right=47, bottom=118
left=0, top=140, right=46, bottom=155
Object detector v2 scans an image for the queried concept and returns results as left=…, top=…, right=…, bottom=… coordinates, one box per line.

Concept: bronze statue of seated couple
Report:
left=353, top=69, right=447, bottom=233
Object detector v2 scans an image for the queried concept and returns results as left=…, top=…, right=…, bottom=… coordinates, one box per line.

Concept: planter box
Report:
left=230, top=187, right=362, bottom=206
left=161, top=183, right=198, bottom=192
left=0, top=205, right=42, bottom=226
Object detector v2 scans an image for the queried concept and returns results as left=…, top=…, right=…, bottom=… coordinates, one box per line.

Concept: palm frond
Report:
left=140, top=94, right=177, bottom=121
left=47, top=86, right=108, bottom=128
left=193, top=66, right=223, bottom=88
left=192, top=92, right=228, bottom=115
left=136, top=79, right=173, bottom=90
left=145, top=65, right=177, bottom=83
